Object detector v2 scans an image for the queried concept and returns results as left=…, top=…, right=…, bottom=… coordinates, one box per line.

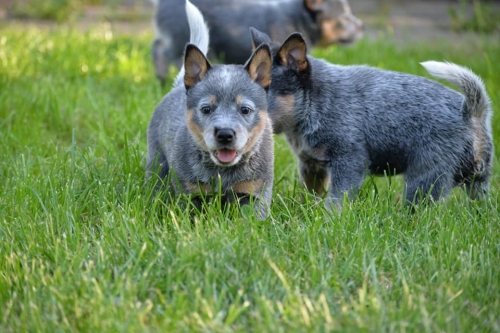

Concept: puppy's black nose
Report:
left=215, top=128, right=235, bottom=144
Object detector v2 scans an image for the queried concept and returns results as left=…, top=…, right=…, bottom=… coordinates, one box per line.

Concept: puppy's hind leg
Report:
left=152, top=38, right=169, bottom=87
left=152, top=37, right=183, bottom=87
left=464, top=136, right=493, bottom=201
left=464, top=175, right=490, bottom=201
left=299, top=158, right=330, bottom=196
left=403, top=166, right=454, bottom=206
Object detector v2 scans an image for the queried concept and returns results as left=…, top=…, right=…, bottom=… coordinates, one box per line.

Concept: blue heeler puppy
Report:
left=151, top=0, right=363, bottom=86
left=251, top=28, right=493, bottom=210
left=146, top=1, right=274, bottom=219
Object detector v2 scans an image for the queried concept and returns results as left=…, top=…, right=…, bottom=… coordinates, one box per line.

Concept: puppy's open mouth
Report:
left=215, top=149, right=237, bottom=164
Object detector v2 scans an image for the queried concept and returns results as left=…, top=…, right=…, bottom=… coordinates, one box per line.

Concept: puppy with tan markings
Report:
left=251, top=28, right=493, bottom=211
left=151, top=0, right=363, bottom=86
left=147, top=1, right=274, bottom=219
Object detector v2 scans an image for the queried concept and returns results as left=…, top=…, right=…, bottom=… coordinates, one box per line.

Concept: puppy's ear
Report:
left=277, top=33, right=308, bottom=73
left=249, top=27, right=272, bottom=50
left=245, top=44, right=272, bottom=89
left=184, top=44, right=211, bottom=90
left=304, top=0, right=324, bottom=12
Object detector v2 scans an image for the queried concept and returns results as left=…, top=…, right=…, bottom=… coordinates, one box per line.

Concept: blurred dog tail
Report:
left=421, top=60, right=493, bottom=179
left=173, top=0, right=210, bottom=87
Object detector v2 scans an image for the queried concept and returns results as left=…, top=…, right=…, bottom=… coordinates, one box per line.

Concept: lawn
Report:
left=1, top=24, right=499, bottom=332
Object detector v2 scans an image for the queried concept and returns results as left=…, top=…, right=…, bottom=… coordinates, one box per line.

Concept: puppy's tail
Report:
left=421, top=60, right=493, bottom=185
left=421, top=61, right=491, bottom=120
left=173, top=0, right=210, bottom=87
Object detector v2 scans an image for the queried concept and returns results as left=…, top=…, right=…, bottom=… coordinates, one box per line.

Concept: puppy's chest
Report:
left=184, top=164, right=263, bottom=196
left=285, top=133, right=328, bottom=163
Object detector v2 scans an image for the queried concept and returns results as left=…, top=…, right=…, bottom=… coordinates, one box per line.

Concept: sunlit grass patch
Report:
left=1, top=26, right=499, bottom=332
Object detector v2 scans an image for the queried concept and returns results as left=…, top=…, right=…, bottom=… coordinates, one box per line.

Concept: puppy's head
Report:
left=250, top=29, right=310, bottom=133
left=251, top=28, right=309, bottom=80
left=183, top=44, right=272, bottom=167
left=304, top=0, right=363, bottom=46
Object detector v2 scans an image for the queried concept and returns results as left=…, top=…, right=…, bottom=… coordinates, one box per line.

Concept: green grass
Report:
left=9, top=0, right=147, bottom=23
left=448, top=0, right=500, bottom=33
left=1, top=25, right=500, bottom=332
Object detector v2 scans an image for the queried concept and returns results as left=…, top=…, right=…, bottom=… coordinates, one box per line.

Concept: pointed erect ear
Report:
left=249, top=27, right=272, bottom=50
left=277, top=33, right=308, bottom=73
left=304, top=0, right=324, bottom=12
left=245, top=44, right=272, bottom=89
left=184, top=44, right=211, bottom=90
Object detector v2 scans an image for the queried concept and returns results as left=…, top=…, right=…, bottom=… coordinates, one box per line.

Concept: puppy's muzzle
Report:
left=215, top=128, right=236, bottom=145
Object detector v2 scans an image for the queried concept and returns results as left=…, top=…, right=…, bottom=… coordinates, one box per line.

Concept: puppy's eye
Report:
left=240, top=106, right=252, bottom=115
left=200, top=106, right=212, bottom=115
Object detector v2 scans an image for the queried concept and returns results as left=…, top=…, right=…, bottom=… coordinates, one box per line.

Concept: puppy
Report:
left=250, top=28, right=493, bottom=210
left=151, top=0, right=363, bottom=86
left=146, top=1, right=274, bottom=219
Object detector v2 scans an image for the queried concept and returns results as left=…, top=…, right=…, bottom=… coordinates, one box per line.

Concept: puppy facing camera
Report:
left=146, top=1, right=274, bottom=219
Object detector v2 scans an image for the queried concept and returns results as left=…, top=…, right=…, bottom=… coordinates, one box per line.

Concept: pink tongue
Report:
left=217, top=149, right=237, bottom=163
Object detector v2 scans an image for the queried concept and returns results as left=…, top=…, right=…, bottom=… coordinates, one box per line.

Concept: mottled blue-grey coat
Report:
left=147, top=1, right=274, bottom=218
left=151, top=0, right=363, bottom=85
left=251, top=29, right=493, bottom=208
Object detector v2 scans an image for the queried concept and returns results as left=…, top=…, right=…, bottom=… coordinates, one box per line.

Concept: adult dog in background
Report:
left=151, top=0, right=363, bottom=86
left=147, top=1, right=275, bottom=219
left=250, top=29, right=493, bottom=210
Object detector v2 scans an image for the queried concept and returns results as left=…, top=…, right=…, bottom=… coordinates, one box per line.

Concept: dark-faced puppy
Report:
left=251, top=29, right=494, bottom=211
left=151, top=0, right=363, bottom=85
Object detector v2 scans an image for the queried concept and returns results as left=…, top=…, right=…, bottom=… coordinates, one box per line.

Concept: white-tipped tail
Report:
left=173, top=0, right=210, bottom=87
left=422, top=60, right=493, bottom=183
left=185, top=0, right=209, bottom=55
left=420, top=61, right=491, bottom=119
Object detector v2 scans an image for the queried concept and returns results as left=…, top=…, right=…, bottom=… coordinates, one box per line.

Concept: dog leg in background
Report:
left=151, top=0, right=181, bottom=87
left=152, top=38, right=168, bottom=87
left=151, top=0, right=209, bottom=87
